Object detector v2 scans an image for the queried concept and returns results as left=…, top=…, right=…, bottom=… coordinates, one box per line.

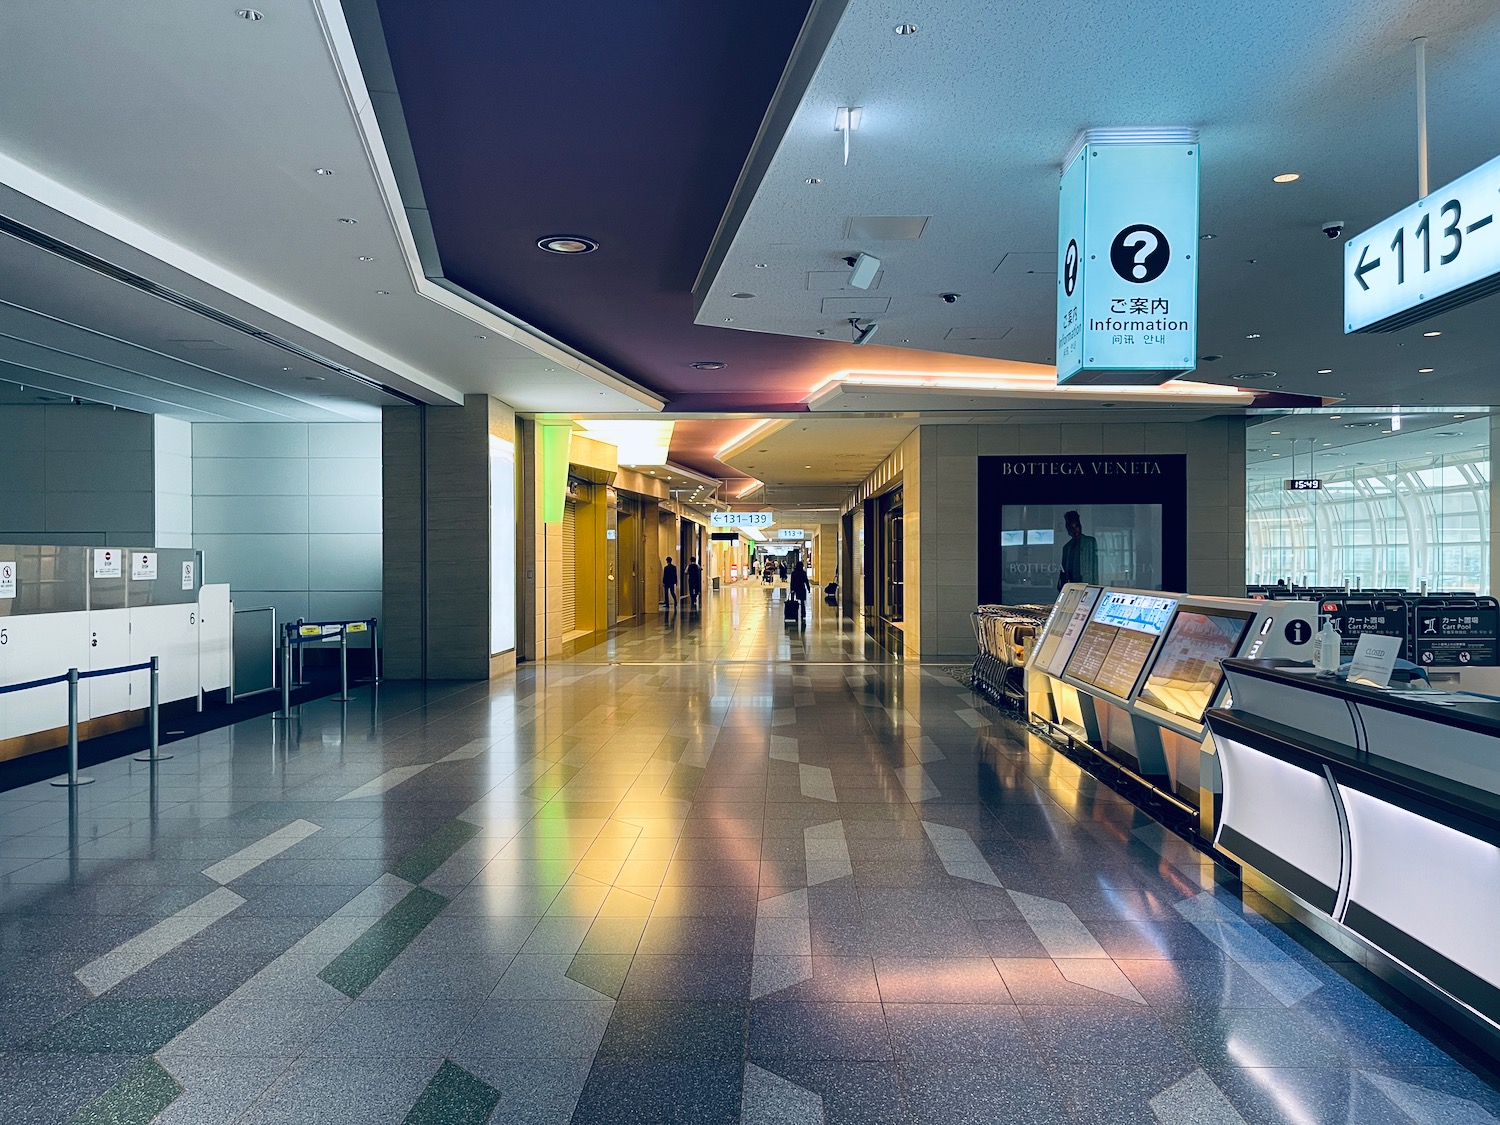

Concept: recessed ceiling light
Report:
left=314, top=168, right=336, bottom=177
left=1423, top=331, right=1442, bottom=337
left=475, top=334, right=487, bottom=340
left=690, top=361, right=727, bottom=371
left=806, top=178, right=822, bottom=185
left=1200, top=233, right=1216, bottom=240
left=894, top=22, right=918, bottom=34
left=1419, top=367, right=1434, bottom=373
left=375, top=290, right=390, bottom=295
left=235, top=8, right=264, bottom=19
left=1272, top=452, right=1282, bottom=456
left=1231, top=371, right=1277, bottom=381
left=724, top=318, right=734, bottom=323
left=302, top=375, right=325, bottom=382
left=1273, top=172, right=1301, bottom=183
left=1330, top=415, right=1341, bottom=420
left=358, top=255, right=374, bottom=262
left=1317, top=368, right=1332, bottom=374
left=1454, top=413, right=1466, bottom=418
left=731, top=292, right=755, bottom=299
left=537, top=236, right=598, bottom=254
left=1245, top=333, right=1262, bottom=339
left=338, top=217, right=358, bottom=225
left=1199, top=354, right=1223, bottom=362
left=1269, top=431, right=1281, bottom=435
left=754, top=263, right=768, bottom=269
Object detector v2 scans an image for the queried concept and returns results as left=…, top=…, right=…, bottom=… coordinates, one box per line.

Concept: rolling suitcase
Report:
left=784, top=598, right=801, bottom=622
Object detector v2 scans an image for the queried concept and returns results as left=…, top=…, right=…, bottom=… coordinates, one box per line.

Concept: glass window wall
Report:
left=1247, top=416, right=1490, bottom=594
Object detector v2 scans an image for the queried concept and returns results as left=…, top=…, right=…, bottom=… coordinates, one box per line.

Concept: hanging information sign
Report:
left=1056, top=131, right=1199, bottom=385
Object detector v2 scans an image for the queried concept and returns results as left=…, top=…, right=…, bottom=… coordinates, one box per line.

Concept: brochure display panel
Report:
left=1064, top=591, right=1176, bottom=698
left=1040, top=585, right=1103, bottom=677
left=1137, top=609, right=1255, bottom=722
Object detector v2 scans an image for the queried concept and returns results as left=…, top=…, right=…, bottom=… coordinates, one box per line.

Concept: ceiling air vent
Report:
left=844, top=216, right=929, bottom=240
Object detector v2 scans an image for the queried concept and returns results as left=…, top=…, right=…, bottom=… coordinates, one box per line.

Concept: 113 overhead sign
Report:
left=1345, top=151, right=1500, bottom=332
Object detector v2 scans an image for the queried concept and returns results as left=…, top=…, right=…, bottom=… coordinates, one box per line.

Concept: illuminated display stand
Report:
left=1207, top=661, right=1500, bottom=1053
left=1024, top=584, right=1317, bottom=820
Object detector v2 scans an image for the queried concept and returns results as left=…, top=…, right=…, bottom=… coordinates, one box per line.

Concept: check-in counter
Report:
left=0, top=544, right=225, bottom=761
left=1208, top=659, right=1500, bottom=1046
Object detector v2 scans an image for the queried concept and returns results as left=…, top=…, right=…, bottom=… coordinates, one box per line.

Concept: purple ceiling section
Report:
left=371, top=0, right=883, bottom=408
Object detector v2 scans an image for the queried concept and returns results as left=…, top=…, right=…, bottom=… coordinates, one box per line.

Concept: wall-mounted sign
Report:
left=710, top=531, right=739, bottom=541
left=131, top=552, right=158, bottom=581
left=777, top=528, right=807, bottom=540
left=181, top=560, right=196, bottom=590
left=1284, top=479, right=1323, bottom=491
left=711, top=511, right=774, bottom=528
left=93, top=548, right=121, bottom=579
left=1056, top=132, right=1199, bottom=385
left=1345, top=152, right=1500, bottom=333
left=0, top=561, right=14, bottom=599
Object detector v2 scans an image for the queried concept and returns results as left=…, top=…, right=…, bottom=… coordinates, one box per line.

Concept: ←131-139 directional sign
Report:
left=1345, top=151, right=1500, bottom=333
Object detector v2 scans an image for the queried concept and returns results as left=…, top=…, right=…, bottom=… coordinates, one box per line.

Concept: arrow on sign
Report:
left=1353, top=245, right=1380, bottom=290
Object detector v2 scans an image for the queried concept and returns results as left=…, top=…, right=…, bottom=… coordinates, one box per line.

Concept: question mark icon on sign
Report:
left=1126, top=231, right=1158, bottom=279
left=1109, top=223, right=1170, bottom=284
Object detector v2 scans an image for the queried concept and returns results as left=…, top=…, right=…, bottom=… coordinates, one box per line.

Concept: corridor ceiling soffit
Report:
left=695, top=0, right=1500, bottom=409
left=0, top=0, right=657, bottom=418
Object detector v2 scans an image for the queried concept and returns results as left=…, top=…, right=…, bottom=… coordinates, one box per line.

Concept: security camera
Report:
left=940, top=292, right=960, bottom=303
left=1321, top=220, right=1345, bottom=240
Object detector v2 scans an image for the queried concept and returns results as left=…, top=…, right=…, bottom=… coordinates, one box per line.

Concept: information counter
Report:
left=1207, top=659, right=1500, bottom=1049
left=1024, top=584, right=1316, bottom=816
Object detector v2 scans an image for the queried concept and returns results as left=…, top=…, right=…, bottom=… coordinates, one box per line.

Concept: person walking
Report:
left=789, top=559, right=811, bottom=619
left=685, top=557, right=703, bottom=611
left=662, top=556, right=679, bottom=609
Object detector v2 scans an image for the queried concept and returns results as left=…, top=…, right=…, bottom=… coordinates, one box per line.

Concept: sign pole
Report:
left=1414, top=36, right=1429, bottom=199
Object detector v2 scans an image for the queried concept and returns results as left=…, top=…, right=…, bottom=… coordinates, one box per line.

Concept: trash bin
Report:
left=712, top=576, right=721, bottom=591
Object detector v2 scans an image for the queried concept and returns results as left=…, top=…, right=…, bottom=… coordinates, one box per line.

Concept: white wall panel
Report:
left=130, top=604, right=200, bottom=704
left=194, top=495, right=311, bottom=535
left=192, top=458, right=309, bottom=496
left=309, top=534, right=381, bottom=591
left=199, top=583, right=231, bottom=692
left=194, top=422, right=310, bottom=459
left=87, top=608, right=137, bottom=719
left=192, top=422, right=380, bottom=638
left=0, top=611, right=90, bottom=740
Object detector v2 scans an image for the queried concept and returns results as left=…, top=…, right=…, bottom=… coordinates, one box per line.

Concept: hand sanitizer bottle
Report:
left=1316, top=620, right=1341, bottom=674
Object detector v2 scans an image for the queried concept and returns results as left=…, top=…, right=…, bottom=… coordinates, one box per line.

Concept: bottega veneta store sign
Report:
left=998, top=459, right=1168, bottom=477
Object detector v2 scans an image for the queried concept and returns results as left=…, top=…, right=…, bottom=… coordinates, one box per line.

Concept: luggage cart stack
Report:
left=970, top=604, right=1050, bottom=709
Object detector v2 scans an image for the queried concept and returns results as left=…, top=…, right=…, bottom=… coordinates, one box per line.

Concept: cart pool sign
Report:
left=1056, top=132, right=1200, bottom=386
left=1345, top=151, right=1500, bottom=333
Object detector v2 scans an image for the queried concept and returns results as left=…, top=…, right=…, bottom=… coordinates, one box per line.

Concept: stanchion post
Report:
left=294, top=618, right=307, bottom=686
left=134, top=656, right=173, bottom=763
left=277, top=631, right=293, bottom=720
left=370, top=619, right=381, bottom=684
left=51, top=668, right=93, bottom=788
left=337, top=628, right=352, bottom=702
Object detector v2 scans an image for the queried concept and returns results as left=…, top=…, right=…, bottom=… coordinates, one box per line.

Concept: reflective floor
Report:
left=2, top=586, right=1498, bottom=1123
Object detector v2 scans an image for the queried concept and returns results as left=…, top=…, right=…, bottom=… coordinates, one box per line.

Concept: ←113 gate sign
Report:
left=1345, top=150, right=1500, bottom=333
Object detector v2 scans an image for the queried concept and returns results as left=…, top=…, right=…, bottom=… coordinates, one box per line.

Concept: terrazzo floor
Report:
left=1, top=585, right=1497, bottom=1123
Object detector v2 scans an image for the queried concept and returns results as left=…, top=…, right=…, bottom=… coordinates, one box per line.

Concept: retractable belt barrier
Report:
left=277, top=618, right=380, bottom=718
left=0, top=657, right=166, bottom=788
